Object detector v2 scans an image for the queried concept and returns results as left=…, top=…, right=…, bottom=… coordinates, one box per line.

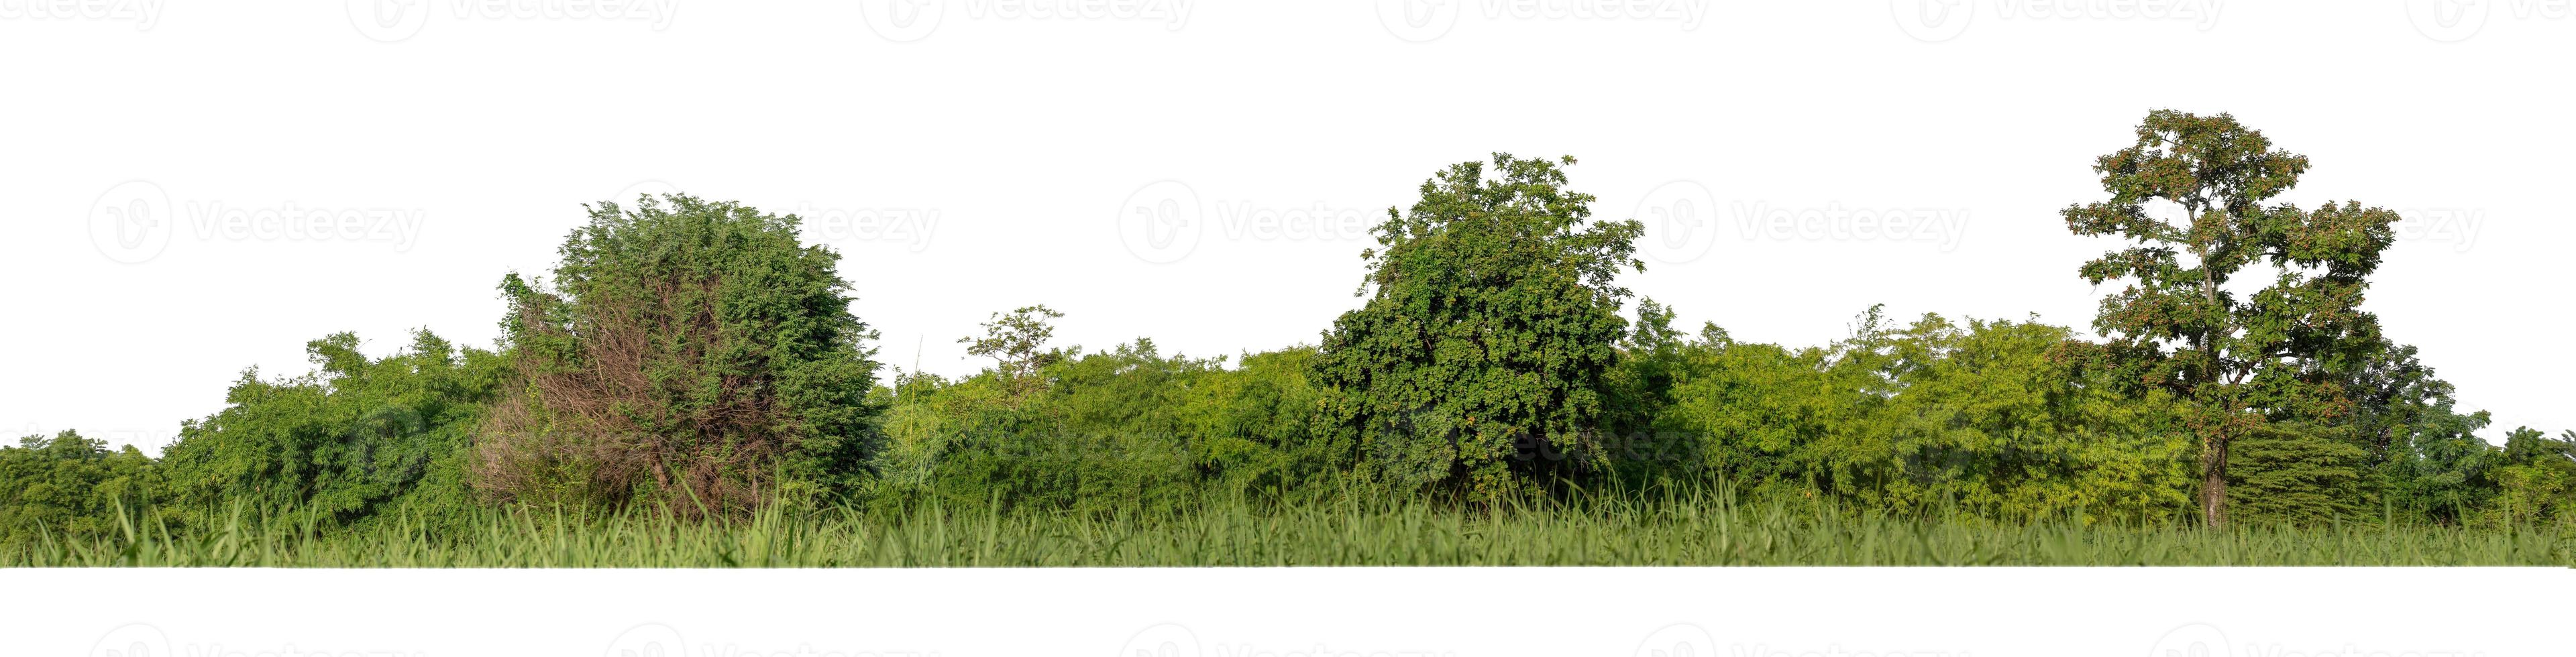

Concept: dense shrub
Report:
left=0, top=431, right=156, bottom=544
left=1312, top=154, right=1643, bottom=501
left=155, top=331, right=507, bottom=532
left=478, top=194, right=885, bottom=515
left=1636, top=309, right=2198, bottom=522
left=871, top=339, right=1335, bottom=514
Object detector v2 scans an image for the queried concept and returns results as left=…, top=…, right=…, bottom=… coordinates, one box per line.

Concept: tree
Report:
left=1311, top=154, right=1643, bottom=499
left=157, top=330, right=507, bottom=531
left=2063, top=110, right=2400, bottom=527
left=480, top=193, right=883, bottom=515
left=0, top=430, right=156, bottom=544
left=959, top=304, right=1065, bottom=398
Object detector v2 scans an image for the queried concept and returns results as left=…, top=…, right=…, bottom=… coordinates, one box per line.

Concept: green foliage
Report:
left=2487, top=428, right=2576, bottom=525
left=959, top=304, right=1066, bottom=393
left=1640, top=308, right=2198, bottom=522
left=3, top=144, right=2563, bottom=562
left=1313, top=154, right=1644, bottom=499
left=873, top=335, right=1336, bottom=515
left=0, top=431, right=156, bottom=544
left=2063, top=109, right=2402, bottom=526
left=483, top=194, right=883, bottom=514
left=2225, top=422, right=2372, bottom=525
left=155, top=331, right=508, bottom=532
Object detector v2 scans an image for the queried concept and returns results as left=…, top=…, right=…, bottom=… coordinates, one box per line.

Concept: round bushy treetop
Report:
left=489, top=193, right=881, bottom=513
left=2063, top=110, right=2401, bottom=527
left=1313, top=154, right=1644, bottom=500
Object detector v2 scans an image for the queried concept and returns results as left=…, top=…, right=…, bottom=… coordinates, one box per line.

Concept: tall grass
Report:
left=11, top=489, right=2571, bottom=567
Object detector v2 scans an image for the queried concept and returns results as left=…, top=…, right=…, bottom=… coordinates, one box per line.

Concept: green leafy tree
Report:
left=2330, top=341, right=2498, bottom=524
left=2487, top=428, right=2576, bottom=525
left=0, top=430, right=157, bottom=544
left=155, top=330, right=508, bottom=532
left=2063, top=110, right=2400, bottom=526
left=1311, top=154, right=1643, bottom=499
left=482, top=194, right=883, bottom=514
left=959, top=304, right=1065, bottom=398
left=1643, top=308, right=2196, bottom=522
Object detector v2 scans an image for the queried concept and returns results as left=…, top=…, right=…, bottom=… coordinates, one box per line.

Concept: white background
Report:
left=1, top=2, right=2567, bottom=449
left=3, top=568, right=2564, bottom=656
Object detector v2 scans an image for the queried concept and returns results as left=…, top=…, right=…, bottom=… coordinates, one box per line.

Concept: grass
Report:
left=9, top=489, right=2572, bottom=567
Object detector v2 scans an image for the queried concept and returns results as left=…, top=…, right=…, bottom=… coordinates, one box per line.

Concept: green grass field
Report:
left=15, top=491, right=2572, bottom=567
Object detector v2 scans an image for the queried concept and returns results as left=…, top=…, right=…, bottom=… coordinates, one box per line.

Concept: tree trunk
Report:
left=2200, top=433, right=2228, bottom=528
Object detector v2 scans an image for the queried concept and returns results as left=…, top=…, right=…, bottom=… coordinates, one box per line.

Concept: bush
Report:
left=155, top=331, right=507, bottom=532
left=0, top=430, right=156, bottom=544
left=1312, top=154, right=1642, bottom=501
left=478, top=194, right=883, bottom=515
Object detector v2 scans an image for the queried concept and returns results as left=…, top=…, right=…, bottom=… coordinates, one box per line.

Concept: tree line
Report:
left=7, top=110, right=2573, bottom=547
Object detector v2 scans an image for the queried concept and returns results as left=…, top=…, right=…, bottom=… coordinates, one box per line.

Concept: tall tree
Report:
left=1312, top=154, right=1643, bottom=499
left=2063, top=110, right=2400, bottom=526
